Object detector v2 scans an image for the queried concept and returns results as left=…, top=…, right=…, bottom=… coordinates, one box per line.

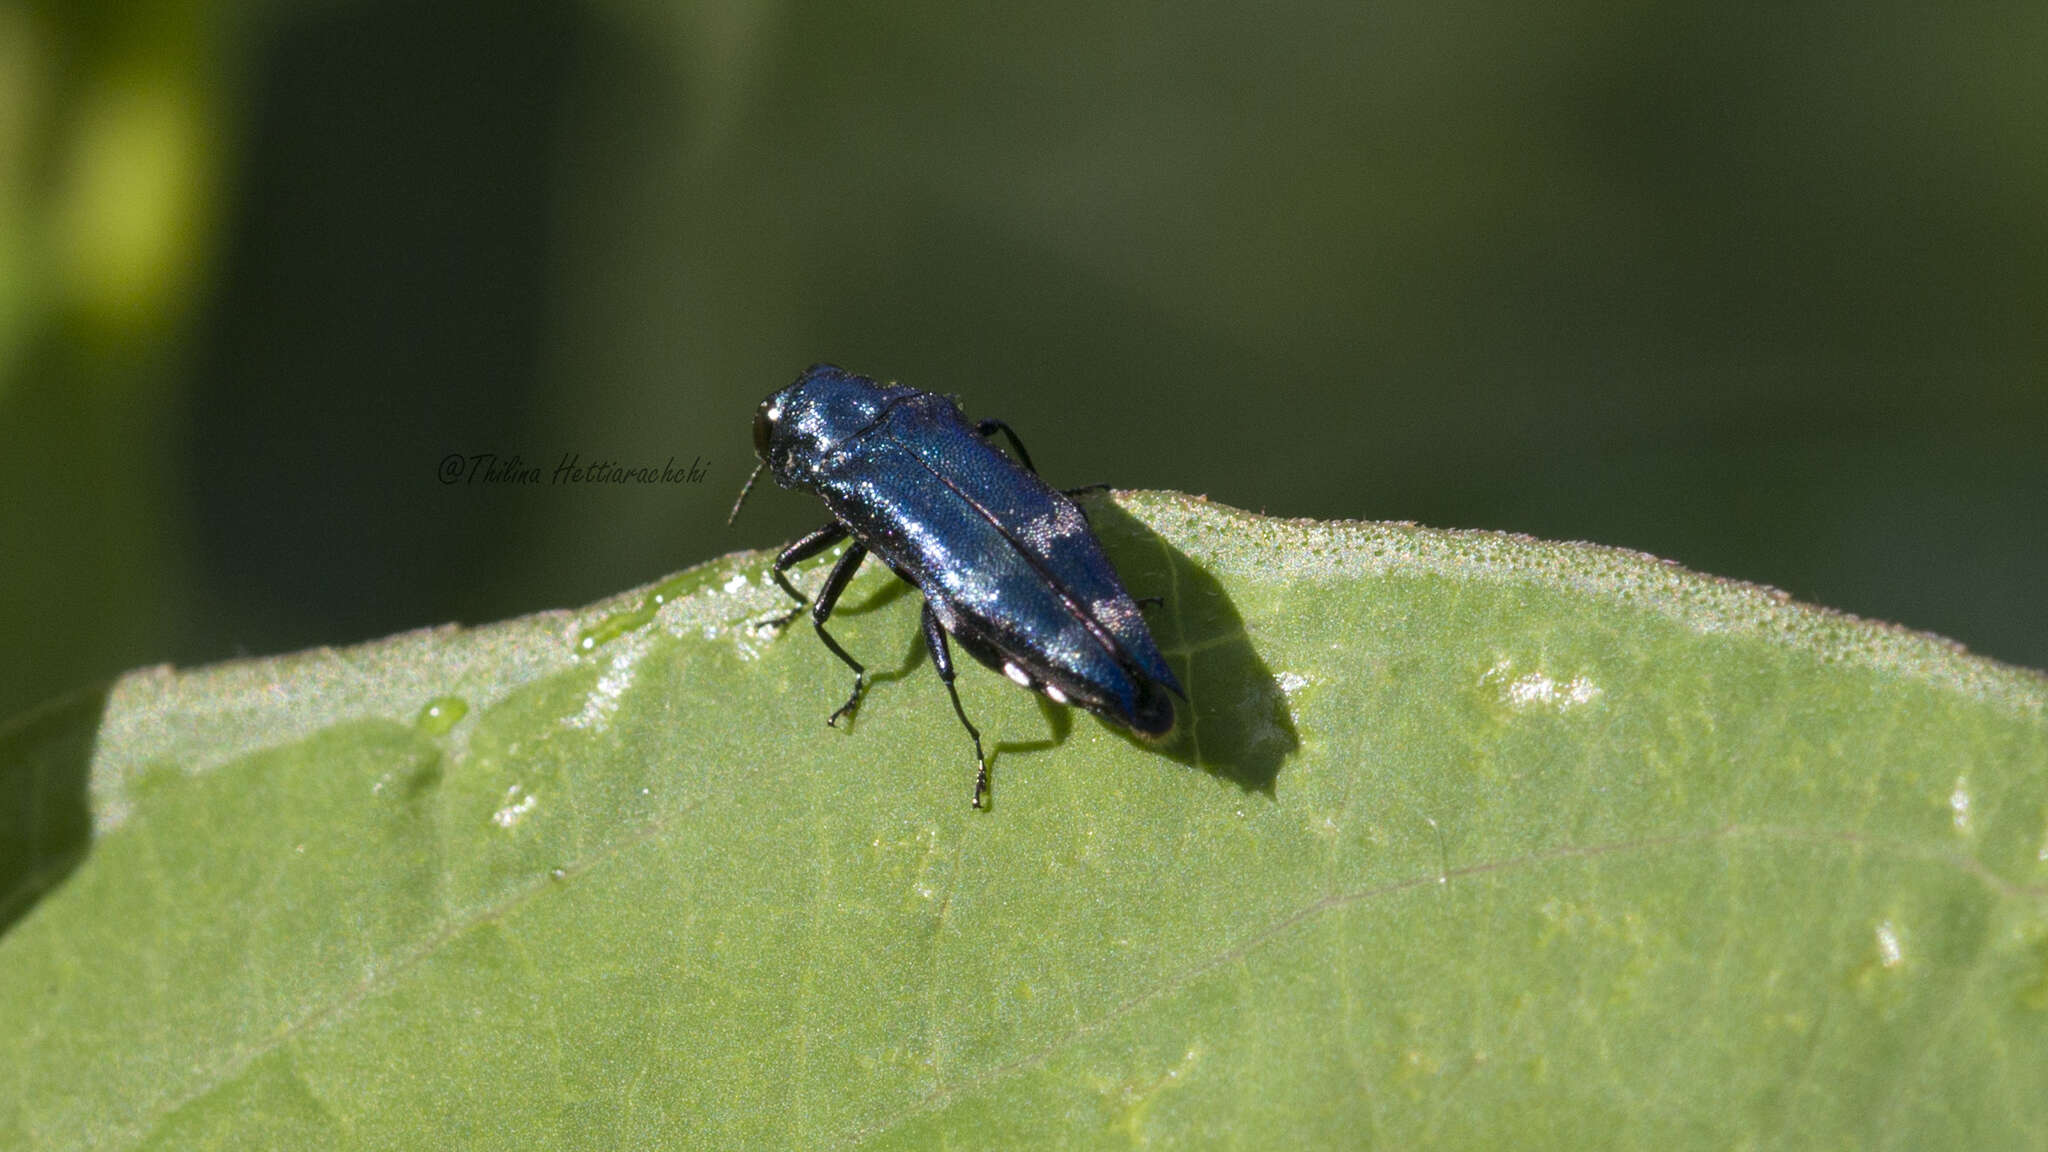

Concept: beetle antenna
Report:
left=727, top=460, right=767, bottom=526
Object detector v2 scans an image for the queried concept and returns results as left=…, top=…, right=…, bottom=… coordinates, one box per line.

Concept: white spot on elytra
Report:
left=493, top=786, right=538, bottom=830
left=1003, top=662, right=1031, bottom=687
left=1949, top=775, right=1972, bottom=833
left=1875, top=920, right=1902, bottom=968
left=1044, top=684, right=1068, bottom=704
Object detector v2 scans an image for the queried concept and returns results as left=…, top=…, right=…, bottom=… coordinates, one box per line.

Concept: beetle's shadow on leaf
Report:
left=828, top=563, right=917, bottom=619
left=0, top=683, right=106, bottom=940
left=812, top=573, right=923, bottom=736
left=1085, top=498, right=1299, bottom=796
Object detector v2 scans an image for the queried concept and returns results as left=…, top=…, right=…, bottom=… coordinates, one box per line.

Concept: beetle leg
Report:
left=1062, top=483, right=1112, bottom=499
left=974, top=418, right=1038, bottom=474
left=766, top=522, right=850, bottom=626
left=1136, top=595, right=1165, bottom=608
left=809, top=542, right=873, bottom=726
left=922, top=601, right=992, bottom=810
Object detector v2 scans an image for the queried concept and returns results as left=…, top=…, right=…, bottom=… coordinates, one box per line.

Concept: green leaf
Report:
left=4, top=491, right=2046, bottom=1148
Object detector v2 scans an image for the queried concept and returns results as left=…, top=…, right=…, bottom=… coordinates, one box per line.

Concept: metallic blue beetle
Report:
left=731, top=364, right=1184, bottom=808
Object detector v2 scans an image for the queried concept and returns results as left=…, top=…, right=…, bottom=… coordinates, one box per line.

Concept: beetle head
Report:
left=753, top=364, right=912, bottom=489
left=730, top=364, right=913, bottom=525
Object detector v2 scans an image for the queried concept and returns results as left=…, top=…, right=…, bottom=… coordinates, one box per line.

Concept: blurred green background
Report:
left=3, top=0, right=2043, bottom=726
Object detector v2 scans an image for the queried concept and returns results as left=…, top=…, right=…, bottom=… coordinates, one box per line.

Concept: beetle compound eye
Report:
left=753, top=399, right=779, bottom=460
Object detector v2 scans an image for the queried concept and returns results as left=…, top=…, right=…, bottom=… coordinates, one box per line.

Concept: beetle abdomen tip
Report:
left=1129, top=681, right=1176, bottom=738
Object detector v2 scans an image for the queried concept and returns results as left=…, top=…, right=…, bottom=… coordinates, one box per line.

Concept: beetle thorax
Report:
left=762, top=366, right=916, bottom=489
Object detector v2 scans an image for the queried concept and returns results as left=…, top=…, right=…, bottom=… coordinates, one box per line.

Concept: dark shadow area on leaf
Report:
left=1082, top=496, right=1300, bottom=796
left=974, top=697, right=1076, bottom=812
left=832, top=611, right=930, bottom=734
left=831, top=569, right=916, bottom=618
left=994, top=695, right=1075, bottom=760
left=0, top=683, right=108, bottom=939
